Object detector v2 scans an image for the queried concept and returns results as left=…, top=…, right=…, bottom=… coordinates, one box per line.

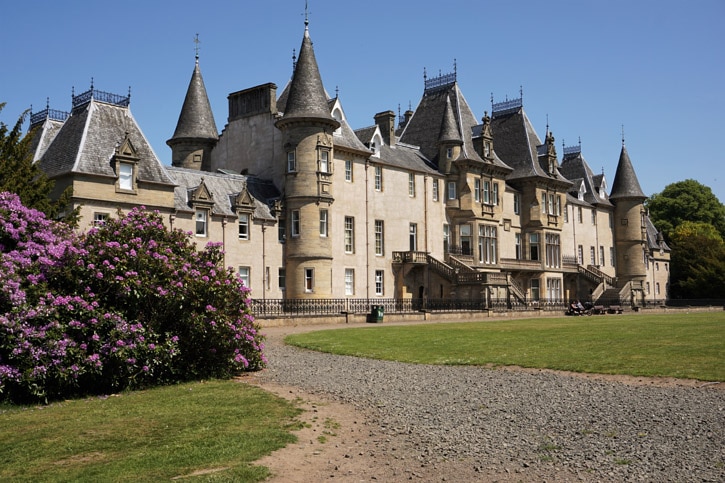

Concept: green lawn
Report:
left=286, top=312, right=725, bottom=381
left=0, top=380, right=302, bottom=482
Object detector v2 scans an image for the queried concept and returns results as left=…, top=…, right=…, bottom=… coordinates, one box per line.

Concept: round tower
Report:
left=167, top=43, right=218, bottom=171
left=609, top=143, right=647, bottom=287
left=275, top=19, right=340, bottom=299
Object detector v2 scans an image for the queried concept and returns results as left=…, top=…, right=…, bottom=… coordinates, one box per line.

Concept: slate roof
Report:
left=609, top=145, right=646, bottom=200
left=399, top=82, right=479, bottom=164
left=489, top=102, right=561, bottom=181
left=328, top=99, right=371, bottom=154
left=29, top=117, right=65, bottom=162
left=278, top=24, right=338, bottom=127
left=559, top=147, right=612, bottom=207
left=399, top=80, right=511, bottom=173
left=167, top=166, right=280, bottom=221
left=354, top=126, right=438, bottom=175
left=645, top=216, right=671, bottom=252
left=168, top=59, right=218, bottom=142
left=38, top=96, right=175, bottom=186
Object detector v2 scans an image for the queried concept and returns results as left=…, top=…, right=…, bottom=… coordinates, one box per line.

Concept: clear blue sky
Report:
left=2, top=0, right=723, bottom=202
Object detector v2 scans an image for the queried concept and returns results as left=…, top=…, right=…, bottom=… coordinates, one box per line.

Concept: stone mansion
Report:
left=27, top=19, right=670, bottom=309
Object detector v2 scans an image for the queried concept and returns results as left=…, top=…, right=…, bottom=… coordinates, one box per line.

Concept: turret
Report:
left=609, top=142, right=647, bottom=287
left=437, top=94, right=463, bottom=174
left=167, top=41, right=218, bottom=171
left=274, top=17, right=340, bottom=299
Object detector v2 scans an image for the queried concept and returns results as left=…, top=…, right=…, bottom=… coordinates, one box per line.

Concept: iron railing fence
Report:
left=250, top=297, right=573, bottom=317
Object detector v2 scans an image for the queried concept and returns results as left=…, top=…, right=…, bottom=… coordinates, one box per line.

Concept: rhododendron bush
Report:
left=0, top=192, right=265, bottom=403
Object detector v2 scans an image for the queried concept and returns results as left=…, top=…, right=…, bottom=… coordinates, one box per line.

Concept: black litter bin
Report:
left=368, top=305, right=384, bottom=323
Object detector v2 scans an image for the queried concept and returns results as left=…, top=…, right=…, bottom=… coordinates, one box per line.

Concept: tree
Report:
left=0, top=103, right=77, bottom=224
left=646, top=179, right=725, bottom=241
left=668, top=221, right=725, bottom=299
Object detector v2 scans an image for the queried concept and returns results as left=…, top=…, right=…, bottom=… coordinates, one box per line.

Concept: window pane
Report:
left=119, top=163, right=133, bottom=190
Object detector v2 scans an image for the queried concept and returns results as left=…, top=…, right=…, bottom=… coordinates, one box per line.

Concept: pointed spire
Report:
left=168, top=36, right=218, bottom=143
left=438, top=94, right=462, bottom=144
left=610, top=143, right=646, bottom=200
left=277, top=13, right=338, bottom=128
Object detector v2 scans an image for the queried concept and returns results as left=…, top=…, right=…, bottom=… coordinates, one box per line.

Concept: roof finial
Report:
left=454, top=58, right=457, bottom=78
left=90, top=77, right=94, bottom=91
left=546, top=113, right=549, bottom=135
left=621, top=124, right=625, bottom=146
left=335, top=85, right=339, bottom=99
left=423, top=67, right=427, bottom=83
left=578, top=136, right=581, bottom=148
left=304, top=0, right=310, bottom=34
left=194, top=33, right=200, bottom=62
left=46, top=97, right=50, bottom=110
left=292, top=48, right=297, bottom=73
left=520, top=85, right=523, bottom=101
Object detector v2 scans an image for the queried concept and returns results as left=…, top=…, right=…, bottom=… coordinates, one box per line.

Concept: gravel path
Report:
left=258, top=324, right=724, bottom=482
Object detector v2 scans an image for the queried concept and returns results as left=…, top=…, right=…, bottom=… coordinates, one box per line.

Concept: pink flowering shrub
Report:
left=0, top=193, right=265, bottom=403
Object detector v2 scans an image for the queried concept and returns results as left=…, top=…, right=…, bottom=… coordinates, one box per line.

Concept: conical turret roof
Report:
left=278, top=22, right=338, bottom=127
left=438, top=94, right=463, bottom=144
left=610, top=144, right=645, bottom=200
left=168, top=58, right=218, bottom=142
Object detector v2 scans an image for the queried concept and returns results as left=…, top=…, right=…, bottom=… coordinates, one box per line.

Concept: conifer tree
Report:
left=0, top=103, right=77, bottom=224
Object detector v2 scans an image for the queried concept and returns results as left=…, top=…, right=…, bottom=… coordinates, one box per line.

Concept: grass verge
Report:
left=285, top=312, right=725, bottom=381
left=0, top=379, right=302, bottom=482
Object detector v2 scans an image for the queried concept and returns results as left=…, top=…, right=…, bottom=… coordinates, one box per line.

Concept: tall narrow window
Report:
left=460, top=224, right=471, bottom=256
left=514, top=193, right=520, bottom=214
left=291, top=210, right=300, bottom=237
left=474, top=178, right=481, bottom=202
left=345, top=159, right=352, bottom=181
left=577, top=206, right=583, bottom=223
left=238, top=266, right=250, bottom=288
left=409, top=223, right=418, bottom=251
left=443, top=224, right=450, bottom=253
left=344, top=268, right=354, bottom=296
left=478, top=225, right=497, bottom=264
left=265, top=266, right=270, bottom=290
left=408, top=173, right=416, bottom=197
left=545, top=233, right=561, bottom=268
left=591, top=209, right=597, bottom=225
left=119, top=163, right=133, bottom=191
left=278, top=221, right=286, bottom=242
left=610, top=247, right=616, bottom=267
left=304, top=268, right=314, bottom=292
left=493, top=183, right=499, bottom=205
left=590, top=246, right=596, bottom=265
left=563, top=204, right=569, bottom=223
left=374, top=220, right=384, bottom=256
left=319, top=150, right=330, bottom=173
left=530, top=279, right=540, bottom=301
left=432, top=179, right=439, bottom=201
left=238, top=213, right=250, bottom=240
left=447, top=181, right=457, bottom=200
left=319, top=209, right=328, bottom=237
left=287, top=151, right=296, bottom=172
left=344, top=216, right=354, bottom=253
left=515, top=232, right=522, bottom=259
left=529, top=233, right=540, bottom=261
left=578, top=245, right=584, bottom=265
left=483, top=180, right=491, bottom=204
left=599, top=246, right=605, bottom=267
left=548, top=194, right=555, bottom=215
left=195, top=210, right=208, bottom=237
left=375, top=270, right=384, bottom=296
left=374, top=166, right=382, bottom=191
left=278, top=268, right=286, bottom=290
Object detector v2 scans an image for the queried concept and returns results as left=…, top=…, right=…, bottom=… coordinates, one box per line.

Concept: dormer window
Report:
left=118, top=162, right=134, bottom=191
left=195, top=209, right=208, bottom=237
left=578, top=184, right=585, bottom=201
left=484, top=142, right=491, bottom=158
left=371, top=133, right=382, bottom=156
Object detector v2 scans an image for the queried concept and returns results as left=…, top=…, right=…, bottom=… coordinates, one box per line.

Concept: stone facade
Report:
left=28, top=19, right=670, bottom=307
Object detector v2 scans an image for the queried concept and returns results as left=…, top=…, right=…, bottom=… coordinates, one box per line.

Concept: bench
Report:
left=592, top=305, right=606, bottom=315
left=608, top=305, right=623, bottom=314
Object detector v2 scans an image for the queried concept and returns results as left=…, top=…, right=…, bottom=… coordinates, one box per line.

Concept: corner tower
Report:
left=275, top=17, right=340, bottom=299
left=167, top=40, right=218, bottom=171
left=609, top=142, right=647, bottom=289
